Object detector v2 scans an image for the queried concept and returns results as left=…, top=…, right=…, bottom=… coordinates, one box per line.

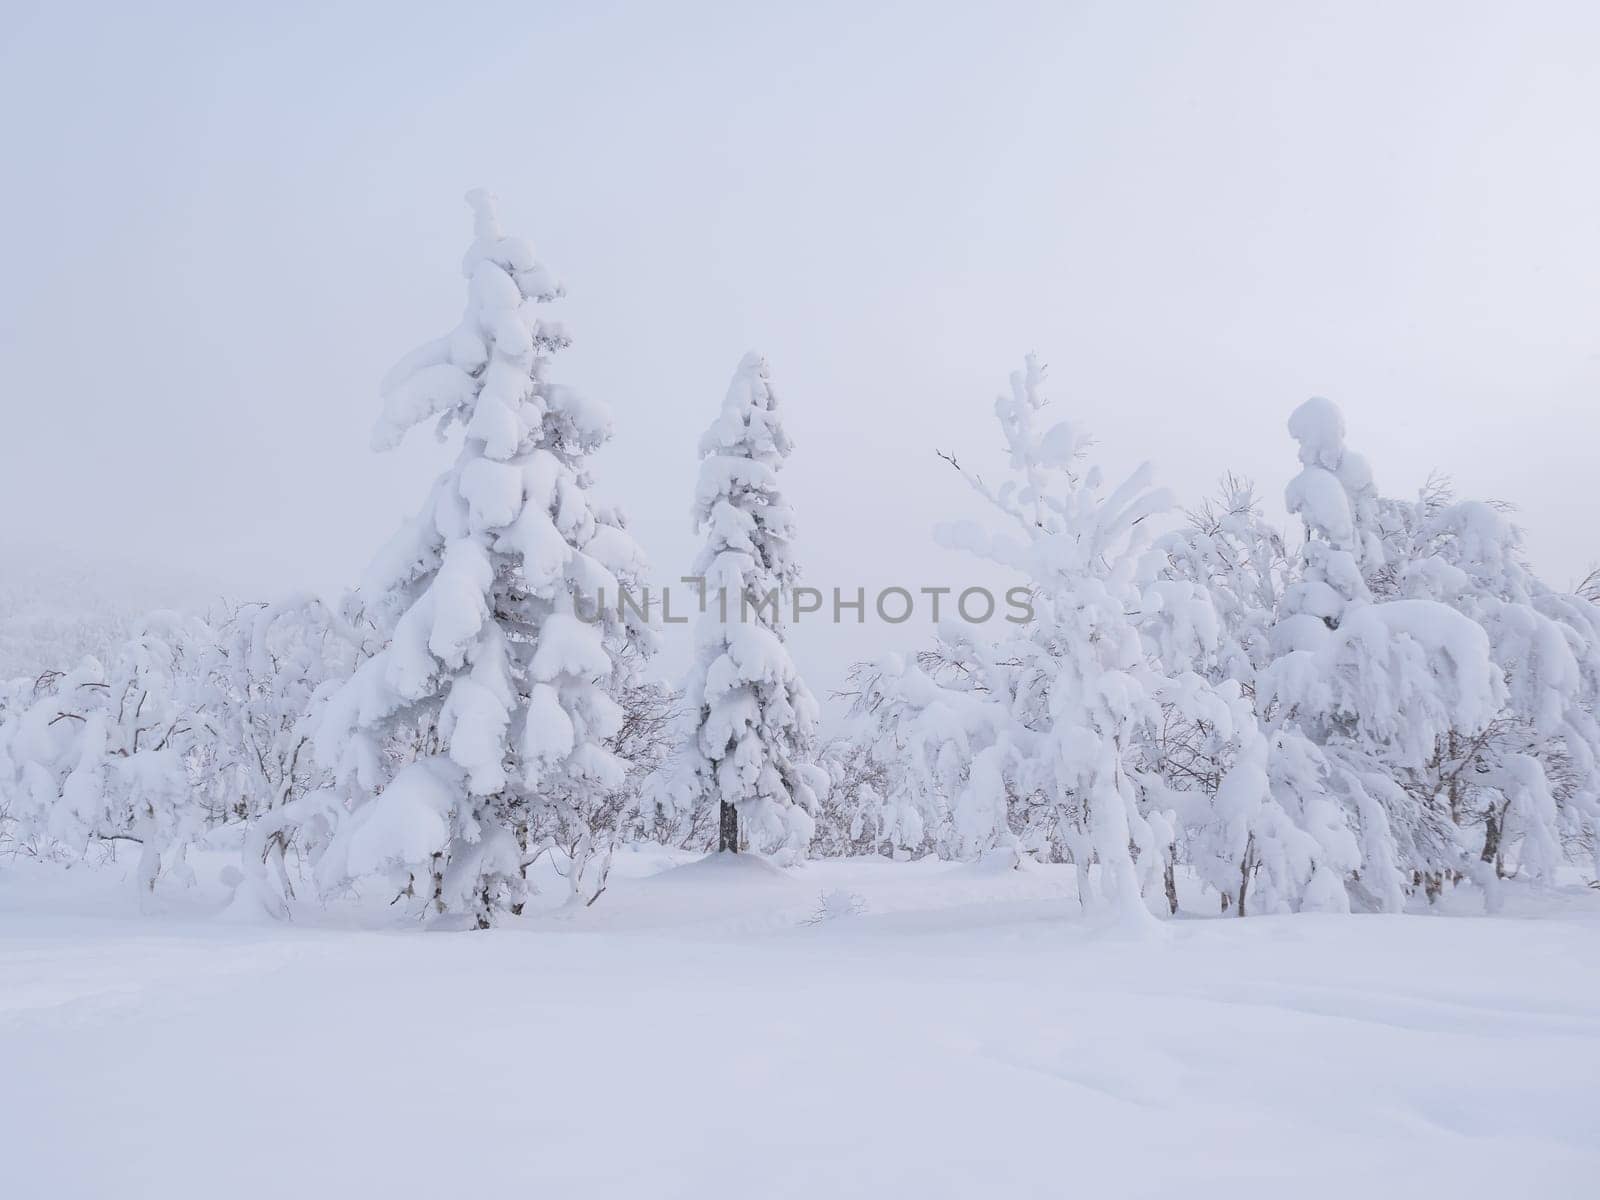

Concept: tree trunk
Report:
left=718, top=800, right=740, bottom=854
left=1237, top=833, right=1256, bottom=918
left=1446, top=732, right=1460, bottom=824
left=1481, top=807, right=1501, bottom=867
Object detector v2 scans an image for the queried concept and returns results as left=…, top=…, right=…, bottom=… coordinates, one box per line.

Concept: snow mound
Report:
left=645, top=851, right=800, bottom=887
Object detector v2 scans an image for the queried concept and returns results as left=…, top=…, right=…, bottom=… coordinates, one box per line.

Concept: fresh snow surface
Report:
left=3, top=851, right=1598, bottom=1198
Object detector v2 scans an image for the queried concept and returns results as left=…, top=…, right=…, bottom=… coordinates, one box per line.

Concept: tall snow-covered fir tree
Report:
left=661, top=353, right=823, bottom=860
left=315, top=190, right=655, bottom=927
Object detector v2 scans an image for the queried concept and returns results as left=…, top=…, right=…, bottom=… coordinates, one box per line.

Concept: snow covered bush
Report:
left=655, top=353, right=824, bottom=861
left=188, top=597, right=367, bottom=916
left=812, top=729, right=930, bottom=859
left=0, top=590, right=373, bottom=913
left=190, top=597, right=364, bottom=825
left=314, top=190, right=656, bottom=926
left=600, top=667, right=681, bottom=846
left=0, top=616, right=209, bottom=890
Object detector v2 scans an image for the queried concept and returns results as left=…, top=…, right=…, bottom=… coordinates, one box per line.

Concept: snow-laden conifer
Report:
left=660, top=354, right=823, bottom=860
left=315, top=190, right=654, bottom=925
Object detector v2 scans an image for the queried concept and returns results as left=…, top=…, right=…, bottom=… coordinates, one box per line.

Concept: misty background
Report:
left=2, top=0, right=1596, bottom=695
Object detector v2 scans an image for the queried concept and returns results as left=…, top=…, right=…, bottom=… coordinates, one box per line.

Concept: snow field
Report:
left=4, top=853, right=1597, bottom=1199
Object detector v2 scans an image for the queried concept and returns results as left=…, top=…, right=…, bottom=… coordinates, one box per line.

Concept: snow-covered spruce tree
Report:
left=315, top=190, right=654, bottom=927
left=659, top=353, right=823, bottom=860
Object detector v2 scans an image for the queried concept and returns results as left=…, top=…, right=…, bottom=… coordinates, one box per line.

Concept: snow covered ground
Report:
left=3, top=852, right=1597, bottom=1198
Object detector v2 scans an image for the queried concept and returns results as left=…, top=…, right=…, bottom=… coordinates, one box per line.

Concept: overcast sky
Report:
left=2, top=0, right=1597, bottom=693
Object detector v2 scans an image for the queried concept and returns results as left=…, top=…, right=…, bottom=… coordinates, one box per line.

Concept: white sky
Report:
left=2, top=0, right=1597, bottom=694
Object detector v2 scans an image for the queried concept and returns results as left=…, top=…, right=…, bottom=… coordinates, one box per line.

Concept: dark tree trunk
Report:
left=1237, top=833, right=1256, bottom=918
left=718, top=800, right=740, bottom=853
left=1481, top=807, right=1501, bottom=867
left=1163, top=844, right=1178, bottom=915
left=1446, top=732, right=1461, bottom=824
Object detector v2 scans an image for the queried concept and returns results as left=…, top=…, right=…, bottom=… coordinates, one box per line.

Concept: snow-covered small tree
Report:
left=1259, top=398, right=1506, bottom=910
left=812, top=724, right=930, bottom=859
left=176, top=596, right=366, bottom=917
left=191, top=597, right=361, bottom=825
left=315, top=190, right=655, bottom=926
left=0, top=660, right=112, bottom=860
left=864, top=357, right=1246, bottom=919
left=1358, top=481, right=1600, bottom=897
left=1152, top=400, right=1600, bottom=913
left=847, top=633, right=1017, bottom=862
left=1149, top=478, right=1359, bottom=915
left=659, top=353, right=824, bottom=861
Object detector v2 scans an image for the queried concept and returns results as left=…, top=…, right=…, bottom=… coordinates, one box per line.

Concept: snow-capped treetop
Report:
left=1282, top=396, right=1383, bottom=624
left=373, top=189, right=577, bottom=459
left=699, top=351, right=794, bottom=463
left=691, top=352, right=799, bottom=611
left=935, top=355, right=1173, bottom=584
